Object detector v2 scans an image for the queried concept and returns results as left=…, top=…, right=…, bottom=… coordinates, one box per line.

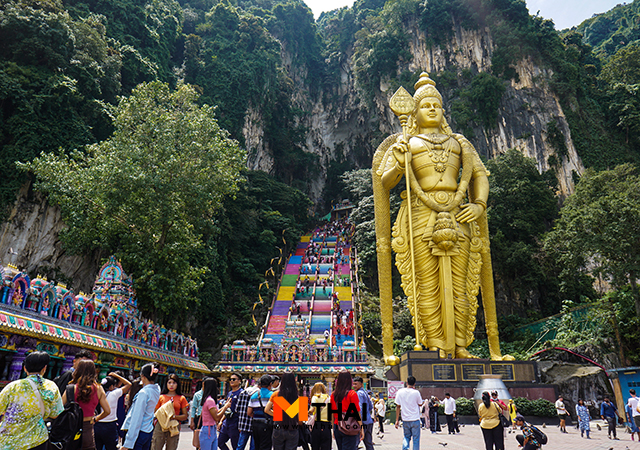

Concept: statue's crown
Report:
left=414, top=72, right=442, bottom=104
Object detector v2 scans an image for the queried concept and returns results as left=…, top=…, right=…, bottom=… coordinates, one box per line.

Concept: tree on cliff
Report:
left=22, top=81, right=246, bottom=318
left=544, top=164, right=640, bottom=318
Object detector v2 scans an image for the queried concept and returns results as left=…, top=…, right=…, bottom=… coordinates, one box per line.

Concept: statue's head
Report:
left=413, top=72, right=442, bottom=106
left=409, top=72, right=452, bottom=135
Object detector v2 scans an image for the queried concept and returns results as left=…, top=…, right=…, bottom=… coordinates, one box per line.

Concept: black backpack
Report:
left=48, top=385, right=83, bottom=450
left=530, top=425, right=548, bottom=445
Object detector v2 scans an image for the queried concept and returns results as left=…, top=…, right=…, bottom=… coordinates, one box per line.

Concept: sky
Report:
left=305, top=0, right=626, bottom=30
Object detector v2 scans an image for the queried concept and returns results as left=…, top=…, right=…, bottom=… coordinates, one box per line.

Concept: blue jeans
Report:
left=131, top=431, right=153, bottom=450
left=201, top=425, right=219, bottom=450
left=402, top=420, right=421, bottom=450
left=236, top=430, right=255, bottom=450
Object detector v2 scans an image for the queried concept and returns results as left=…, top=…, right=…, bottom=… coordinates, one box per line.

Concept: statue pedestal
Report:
left=387, top=351, right=558, bottom=402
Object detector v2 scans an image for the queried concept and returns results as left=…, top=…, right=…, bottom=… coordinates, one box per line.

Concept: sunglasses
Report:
left=230, top=378, right=240, bottom=381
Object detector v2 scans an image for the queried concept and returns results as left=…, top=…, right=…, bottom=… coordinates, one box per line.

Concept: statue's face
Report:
left=416, top=97, right=443, bottom=129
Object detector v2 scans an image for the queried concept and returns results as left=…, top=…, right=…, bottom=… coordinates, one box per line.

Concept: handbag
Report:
left=337, top=392, right=360, bottom=436
left=495, top=403, right=511, bottom=428
left=192, top=414, right=202, bottom=448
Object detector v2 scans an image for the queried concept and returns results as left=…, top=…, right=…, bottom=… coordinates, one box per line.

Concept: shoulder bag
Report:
left=495, top=402, right=511, bottom=428
left=337, top=392, right=360, bottom=436
left=192, top=414, right=202, bottom=448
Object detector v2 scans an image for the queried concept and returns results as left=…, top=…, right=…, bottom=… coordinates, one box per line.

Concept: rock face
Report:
left=245, top=20, right=584, bottom=200
left=0, top=183, right=103, bottom=292
left=0, top=18, right=585, bottom=289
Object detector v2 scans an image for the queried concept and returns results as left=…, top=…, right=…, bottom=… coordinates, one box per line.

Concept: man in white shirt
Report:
left=441, top=393, right=457, bottom=434
left=394, top=376, right=424, bottom=450
left=628, top=389, right=640, bottom=430
left=555, top=395, right=568, bottom=433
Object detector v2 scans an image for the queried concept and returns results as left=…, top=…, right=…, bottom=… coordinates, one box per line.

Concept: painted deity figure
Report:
left=374, top=73, right=511, bottom=362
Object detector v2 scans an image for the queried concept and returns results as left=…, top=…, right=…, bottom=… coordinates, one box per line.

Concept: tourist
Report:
left=420, top=401, right=429, bottom=430
left=554, top=395, right=568, bottom=433
left=374, top=393, right=386, bottom=438
left=478, top=391, right=504, bottom=450
left=200, top=378, right=232, bottom=450
left=62, top=359, right=111, bottom=450
left=331, top=370, right=363, bottom=450
left=54, top=349, right=93, bottom=393
left=441, top=393, right=457, bottom=434
left=219, top=373, right=244, bottom=450
left=248, top=375, right=275, bottom=450
left=309, top=382, right=332, bottom=450
left=121, top=363, right=161, bottom=450
left=0, top=351, right=64, bottom=450
left=507, top=399, right=518, bottom=431
left=353, top=377, right=374, bottom=450
left=394, top=376, right=423, bottom=450
left=265, top=373, right=301, bottom=450
left=428, top=397, right=440, bottom=433
left=490, top=391, right=507, bottom=412
left=628, top=389, right=640, bottom=441
left=575, top=399, right=591, bottom=439
left=514, top=414, right=541, bottom=449
left=95, top=372, right=132, bottom=450
left=236, top=382, right=259, bottom=450
left=190, top=380, right=204, bottom=436
left=151, top=374, right=189, bottom=450
left=600, top=395, right=620, bottom=440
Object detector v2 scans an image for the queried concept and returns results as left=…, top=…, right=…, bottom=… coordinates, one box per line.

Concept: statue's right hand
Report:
left=391, top=141, right=411, bottom=167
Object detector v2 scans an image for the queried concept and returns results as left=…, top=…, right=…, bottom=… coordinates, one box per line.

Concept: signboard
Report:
left=462, top=364, right=485, bottom=381
left=491, top=364, right=515, bottom=381
left=387, top=381, right=405, bottom=399
left=433, top=364, right=456, bottom=381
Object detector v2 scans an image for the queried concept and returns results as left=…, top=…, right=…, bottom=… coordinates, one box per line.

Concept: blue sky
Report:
left=306, top=0, right=626, bottom=30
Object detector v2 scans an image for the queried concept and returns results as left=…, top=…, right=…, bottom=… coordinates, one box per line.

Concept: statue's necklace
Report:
left=423, top=134, right=451, bottom=173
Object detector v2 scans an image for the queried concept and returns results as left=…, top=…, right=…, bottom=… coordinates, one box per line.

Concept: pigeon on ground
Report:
left=438, top=444, right=447, bottom=447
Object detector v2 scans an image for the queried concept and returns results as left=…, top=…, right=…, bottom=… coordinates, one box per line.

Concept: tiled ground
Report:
left=176, top=420, right=640, bottom=450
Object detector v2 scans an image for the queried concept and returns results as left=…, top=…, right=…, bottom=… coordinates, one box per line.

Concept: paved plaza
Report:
left=176, top=421, right=640, bottom=450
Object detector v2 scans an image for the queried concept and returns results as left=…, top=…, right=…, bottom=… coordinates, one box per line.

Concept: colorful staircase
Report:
left=261, top=228, right=356, bottom=347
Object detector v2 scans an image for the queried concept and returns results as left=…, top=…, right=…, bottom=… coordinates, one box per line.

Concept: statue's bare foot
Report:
left=455, top=347, right=479, bottom=359
left=494, top=354, right=515, bottom=361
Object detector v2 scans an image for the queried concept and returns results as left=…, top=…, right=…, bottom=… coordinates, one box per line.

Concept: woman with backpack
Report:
left=0, top=351, right=64, bottom=450
left=329, top=370, right=363, bottom=450
left=121, top=363, right=161, bottom=450
left=95, top=372, right=132, bottom=450
left=151, top=374, right=189, bottom=450
left=61, top=359, right=111, bottom=450
left=264, top=373, right=302, bottom=450
left=199, top=377, right=232, bottom=450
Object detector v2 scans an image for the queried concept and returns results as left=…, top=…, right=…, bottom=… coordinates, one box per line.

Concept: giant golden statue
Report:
left=373, top=72, right=512, bottom=364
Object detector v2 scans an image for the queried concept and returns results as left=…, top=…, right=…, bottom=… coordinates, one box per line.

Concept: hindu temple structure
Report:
left=213, top=218, right=374, bottom=391
left=0, top=256, right=208, bottom=393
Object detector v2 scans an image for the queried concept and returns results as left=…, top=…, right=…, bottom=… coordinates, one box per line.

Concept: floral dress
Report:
left=576, top=404, right=591, bottom=431
left=0, top=374, right=64, bottom=450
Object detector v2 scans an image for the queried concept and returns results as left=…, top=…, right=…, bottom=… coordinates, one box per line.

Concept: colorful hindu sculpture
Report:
left=373, top=72, right=513, bottom=364
left=0, top=256, right=198, bottom=358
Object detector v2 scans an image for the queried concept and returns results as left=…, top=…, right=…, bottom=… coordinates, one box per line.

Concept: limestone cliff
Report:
left=245, top=20, right=584, bottom=200
left=0, top=183, right=103, bottom=293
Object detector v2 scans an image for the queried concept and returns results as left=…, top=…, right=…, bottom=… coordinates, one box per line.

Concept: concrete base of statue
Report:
left=386, top=350, right=558, bottom=402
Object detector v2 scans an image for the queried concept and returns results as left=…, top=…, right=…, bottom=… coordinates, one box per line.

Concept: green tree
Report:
left=486, top=149, right=559, bottom=313
left=22, top=81, right=245, bottom=320
left=601, top=44, right=640, bottom=145
left=544, top=164, right=640, bottom=317
left=0, top=1, right=121, bottom=210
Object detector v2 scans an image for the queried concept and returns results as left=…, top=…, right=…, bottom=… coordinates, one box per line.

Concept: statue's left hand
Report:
left=456, top=203, right=484, bottom=223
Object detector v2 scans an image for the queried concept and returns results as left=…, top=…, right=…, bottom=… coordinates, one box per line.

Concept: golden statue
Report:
left=373, top=72, right=512, bottom=364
